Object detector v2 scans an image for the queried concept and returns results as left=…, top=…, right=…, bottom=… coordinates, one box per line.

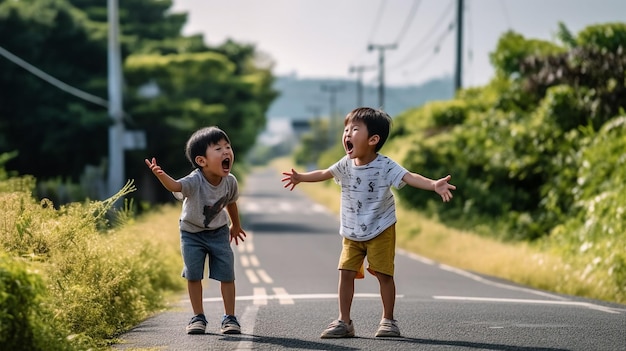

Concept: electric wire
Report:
left=388, top=0, right=455, bottom=70
left=367, top=0, right=388, bottom=43
left=0, top=45, right=109, bottom=108
left=397, top=19, right=456, bottom=81
left=500, top=0, right=512, bottom=29
left=393, top=0, right=422, bottom=45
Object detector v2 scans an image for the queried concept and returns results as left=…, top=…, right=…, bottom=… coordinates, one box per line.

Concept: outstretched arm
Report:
left=281, top=168, right=333, bottom=191
left=144, top=157, right=183, bottom=193
left=226, top=202, right=246, bottom=245
left=402, top=172, right=456, bottom=202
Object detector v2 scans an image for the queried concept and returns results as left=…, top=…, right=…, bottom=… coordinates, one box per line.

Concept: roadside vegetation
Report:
left=291, top=22, right=626, bottom=305
left=0, top=173, right=184, bottom=350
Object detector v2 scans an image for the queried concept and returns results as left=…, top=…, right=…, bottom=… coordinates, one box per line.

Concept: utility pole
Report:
left=454, top=0, right=464, bottom=92
left=368, top=43, right=397, bottom=110
left=321, top=83, right=344, bottom=148
left=349, top=65, right=376, bottom=107
left=107, top=0, right=125, bottom=197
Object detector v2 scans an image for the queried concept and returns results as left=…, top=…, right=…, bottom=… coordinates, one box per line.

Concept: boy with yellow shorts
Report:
left=282, top=107, right=456, bottom=338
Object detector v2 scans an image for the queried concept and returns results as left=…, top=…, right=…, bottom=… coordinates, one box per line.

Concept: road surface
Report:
left=112, top=166, right=626, bottom=350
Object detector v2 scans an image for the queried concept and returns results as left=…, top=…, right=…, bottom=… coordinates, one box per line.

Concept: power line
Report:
left=0, top=45, right=109, bottom=109
left=396, top=21, right=456, bottom=81
left=393, top=0, right=422, bottom=45
left=500, top=0, right=512, bottom=29
left=367, top=0, right=388, bottom=43
left=388, top=0, right=455, bottom=70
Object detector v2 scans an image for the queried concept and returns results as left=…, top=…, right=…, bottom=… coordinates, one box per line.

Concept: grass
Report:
left=270, top=157, right=615, bottom=303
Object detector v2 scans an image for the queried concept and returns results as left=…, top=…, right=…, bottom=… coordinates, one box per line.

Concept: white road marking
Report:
left=249, top=255, right=260, bottom=267
left=397, top=248, right=568, bottom=300
left=198, top=293, right=402, bottom=303
left=256, top=269, right=273, bottom=284
left=311, top=204, right=329, bottom=213
left=272, top=287, right=295, bottom=305
left=244, top=242, right=255, bottom=253
left=433, top=296, right=622, bottom=314
left=278, top=202, right=292, bottom=212
left=245, top=269, right=259, bottom=284
left=235, top=305, right=259, bottom=350
left=253, top=287, right=267, bottom=305
left=240, top=255, right=250, bottom=267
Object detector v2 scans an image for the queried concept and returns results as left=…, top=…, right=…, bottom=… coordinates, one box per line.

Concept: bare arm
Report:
left=402, top=172, right=456, bottom=202
left=226, top=202, right=246, bottom=245
left=281, top=168, right=334, bottom=191
left=144, top=157, right=183, bottom=193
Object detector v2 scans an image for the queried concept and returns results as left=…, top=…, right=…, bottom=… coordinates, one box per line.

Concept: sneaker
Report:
left=186, top=314, right=207, bottom=334
left=221, top=314, right=241, bottom=334
left=320, top=319, right=355, bottom=338
left=375, top=318, right=401, bottom=337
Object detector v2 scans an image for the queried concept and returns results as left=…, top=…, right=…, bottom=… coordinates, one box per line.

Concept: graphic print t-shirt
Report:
left=174, top=169, right=238, bottom=233
left=329, top=154, right=407, bottom=241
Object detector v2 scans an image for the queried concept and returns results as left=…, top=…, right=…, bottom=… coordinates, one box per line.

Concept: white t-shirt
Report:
left=329, top=154, right=408, bottom=241
left=174, top=169, right=239, bottom=233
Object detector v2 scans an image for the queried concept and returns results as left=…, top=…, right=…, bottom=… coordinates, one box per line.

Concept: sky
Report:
left=171, top=0, right=626, bottom=88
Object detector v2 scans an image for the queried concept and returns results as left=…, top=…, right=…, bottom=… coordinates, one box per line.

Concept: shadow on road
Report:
left=201, top=333, right=572, bottom=351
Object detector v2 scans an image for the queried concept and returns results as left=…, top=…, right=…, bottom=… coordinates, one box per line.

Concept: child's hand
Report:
left=145, top=157, right=164, bottom=175
left=281, top=168, right=301, bottom=191
left=434, top=175, right=456, bottom=202
left=230, top=225, right=246, bottom=245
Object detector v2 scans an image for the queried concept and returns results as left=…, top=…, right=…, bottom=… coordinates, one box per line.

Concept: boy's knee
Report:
left=374, top=271, right=394, bottom=281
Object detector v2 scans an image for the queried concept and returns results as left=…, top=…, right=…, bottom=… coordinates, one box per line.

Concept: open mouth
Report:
left=222, top=158, right=231, bottom=171
left=345, top=140, right=354, bottom=153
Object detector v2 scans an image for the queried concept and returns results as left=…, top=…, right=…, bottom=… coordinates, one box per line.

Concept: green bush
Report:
left=0, top=178, right=182, bottom=349
left=0, top=253, right=78, bottom=351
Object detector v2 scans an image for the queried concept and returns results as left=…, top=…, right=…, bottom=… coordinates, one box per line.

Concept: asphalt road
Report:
left=111, top=166, right=626, bottom=351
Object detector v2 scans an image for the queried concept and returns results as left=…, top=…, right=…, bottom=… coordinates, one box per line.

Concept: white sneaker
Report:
left=320, top=319, right=355, bottom=338
left=375, top=318, right=401, bottom=337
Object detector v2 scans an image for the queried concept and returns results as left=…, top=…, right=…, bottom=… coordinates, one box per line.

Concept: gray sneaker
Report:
left=221, top=315, right=241, bottom=334
left=375, top=318, right=401, bottom=337
left=320, top=319, right=355, bottom=338
left=186, top=314, right=207, bottom=334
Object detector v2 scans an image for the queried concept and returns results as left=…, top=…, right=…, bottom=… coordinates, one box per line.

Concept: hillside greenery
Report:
left=393, top=23, right=626, bottom=303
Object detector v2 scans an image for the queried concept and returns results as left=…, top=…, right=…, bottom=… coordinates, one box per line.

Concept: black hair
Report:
left=344, top=107, right=392, bottom=152
left=185, top=126, right=231, bottom=168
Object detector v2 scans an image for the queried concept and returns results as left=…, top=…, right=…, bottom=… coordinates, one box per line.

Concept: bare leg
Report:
left=188, top=280, right=204, bottom=315
left=221, top=281, right=236, bottom=316
left=338, top=269, right=357, bottom=323
left=375, top=272, right=395, bottom=320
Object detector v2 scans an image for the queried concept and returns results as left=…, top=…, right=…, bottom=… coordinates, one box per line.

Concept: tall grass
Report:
left=0, top=177, right=185, bottom=350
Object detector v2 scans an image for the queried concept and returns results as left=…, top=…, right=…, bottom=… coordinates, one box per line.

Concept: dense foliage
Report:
left=0, top=174, right=183, bottom=349
left=390, top=22, right=626, bottom=301
left=0, top=0, right=277, bottom=202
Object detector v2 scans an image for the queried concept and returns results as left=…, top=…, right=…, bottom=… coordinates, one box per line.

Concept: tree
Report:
left=0, top=0, right=278, bottom=202
left=0, top=0, right=110, bottom=181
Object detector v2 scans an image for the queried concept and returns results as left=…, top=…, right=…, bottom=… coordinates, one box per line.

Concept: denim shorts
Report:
left=180, top=225, right=235, bottom=282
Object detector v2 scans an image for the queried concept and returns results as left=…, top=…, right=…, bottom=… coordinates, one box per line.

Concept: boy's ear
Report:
left=194, top=155, right=206, bottom=167
left=368, top=134, right=380, bottom=146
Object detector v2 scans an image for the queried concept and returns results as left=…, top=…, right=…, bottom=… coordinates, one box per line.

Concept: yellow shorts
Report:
left=338, top=224, right=396, bottom=279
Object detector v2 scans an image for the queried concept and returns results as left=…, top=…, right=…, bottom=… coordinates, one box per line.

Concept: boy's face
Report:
left=343, top=120, right=379, bottom=161
left=195, top=138, right=234, bottom=180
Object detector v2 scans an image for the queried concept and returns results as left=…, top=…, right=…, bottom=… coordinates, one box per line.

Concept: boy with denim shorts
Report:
left=145, top=126, right=246, bottom=335
left=282, top=107, right=455, bottom=338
